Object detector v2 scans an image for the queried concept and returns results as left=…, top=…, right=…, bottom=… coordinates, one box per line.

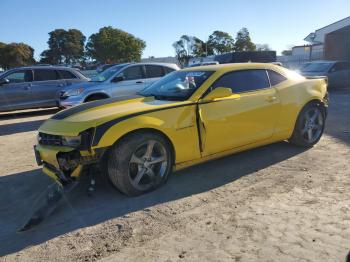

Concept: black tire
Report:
left=107, top=132, right=174, bottom=196
left=84, top=94, right=108, bottom=103
left=289, top=102, right=325, bottom=147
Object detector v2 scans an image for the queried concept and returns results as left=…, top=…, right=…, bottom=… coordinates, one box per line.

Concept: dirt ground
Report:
left=0, top=90, right=349, bottom=262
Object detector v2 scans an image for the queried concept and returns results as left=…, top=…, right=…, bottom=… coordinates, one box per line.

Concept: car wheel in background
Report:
left=289, top=102, right=325, bottom=147
left=107, top=132, right=173, bottom=196
left=84, top=94, right=108, bottom=102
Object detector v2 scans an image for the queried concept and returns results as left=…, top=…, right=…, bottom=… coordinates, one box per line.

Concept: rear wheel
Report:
left=289, top=103, right=325, bottom=147
left=107, top=132, right=173, bottom=196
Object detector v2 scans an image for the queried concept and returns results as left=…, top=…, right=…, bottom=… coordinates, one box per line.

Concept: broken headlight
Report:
left=61, top=135, right=81, bottom=147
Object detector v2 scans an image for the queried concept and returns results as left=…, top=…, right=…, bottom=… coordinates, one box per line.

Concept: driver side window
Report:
left=5, top=70, right=33, bottom=83
left=122, top=66, right=144, bottom=80
left=212, top=69, right=270, bottom=93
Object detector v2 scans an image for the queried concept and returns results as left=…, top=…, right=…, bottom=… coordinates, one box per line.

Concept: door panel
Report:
left=110, top=65, right=145, bottom=97
left=199, top=89, right=280, bottom=156
left=0, top=70, right=33, bottom=111
left=31, top=69, right=65, bottom=107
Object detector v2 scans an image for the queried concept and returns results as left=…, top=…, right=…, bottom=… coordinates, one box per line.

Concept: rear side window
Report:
left=5, top=70, right=33, bottom=83
left=164, top=66, right=176, bottom=74
left=58, top=70, right=77, bottom=79
left=146, top=65, right=164, bottom=78
left=267, top=70, right=287, bottom=86
left=212, top=69, right=270, bottom=93
left=122, top=66, right=144, bottom=80
left=34, top=69, right=59, bottom=81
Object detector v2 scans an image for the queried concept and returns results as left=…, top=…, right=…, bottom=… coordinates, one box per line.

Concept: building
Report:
left=304, top=16, right=350, bottom=61
left=278, top=16, right=350, bottom=68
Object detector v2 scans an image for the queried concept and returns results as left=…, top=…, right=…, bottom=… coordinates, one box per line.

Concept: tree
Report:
left=234, top=28, right=256, bottom=52
left=0, top=42, right=35, bottom=70
left=86, top=26, right=146, bottom=63
left=282, top=50, right=292, bottom=56
left=207, top=30, right=234, bottom=55
left=256, top=44, right=272, bottom=51
left=173, top=35, right=206, bottom=66
left=40, top=29, right=86, bottom=64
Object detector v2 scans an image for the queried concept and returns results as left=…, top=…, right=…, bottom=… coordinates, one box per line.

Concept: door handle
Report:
left=23, top=85, right=31, bottom=90
left=136, top=81, right=144, bottom=84
left=266, top=96, right=277, bottom=102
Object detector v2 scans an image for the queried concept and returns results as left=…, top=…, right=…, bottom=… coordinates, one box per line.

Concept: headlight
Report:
left=61, top=135, right=81, bottom=147
left=64, top=87, right=85, bottom=97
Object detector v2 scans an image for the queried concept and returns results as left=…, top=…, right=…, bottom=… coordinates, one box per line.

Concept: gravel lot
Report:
left=0, top=90, right=349, bottom=262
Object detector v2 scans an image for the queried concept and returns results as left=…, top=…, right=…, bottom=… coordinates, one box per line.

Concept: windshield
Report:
left=140, top=70, right=213, bottom=101
left=300, top=62, right=332, bottom=73
left=91, top=64, right=128, bottom=82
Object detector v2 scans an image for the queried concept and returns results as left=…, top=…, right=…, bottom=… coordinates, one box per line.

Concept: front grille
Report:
left=38, top=132, right=62, bottom=146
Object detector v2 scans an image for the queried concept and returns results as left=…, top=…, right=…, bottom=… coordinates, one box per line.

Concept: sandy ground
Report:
left=0, top=90, right=349, bottom=262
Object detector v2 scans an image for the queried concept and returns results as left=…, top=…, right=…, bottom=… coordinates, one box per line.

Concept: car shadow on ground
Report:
left=0, top=141, right=307, bottom=256
left=0, top=108, right=58, bottom=136
left=0, top=120, right=46, bottom=136
left=0, top=108, right=58, bottom=121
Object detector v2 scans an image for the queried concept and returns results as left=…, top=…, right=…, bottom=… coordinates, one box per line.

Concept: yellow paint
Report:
left=36, top=63, right=328, bottom=180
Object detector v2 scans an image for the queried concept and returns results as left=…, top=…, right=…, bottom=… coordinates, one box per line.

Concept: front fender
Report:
left=91, top=107, right=201, bottom=164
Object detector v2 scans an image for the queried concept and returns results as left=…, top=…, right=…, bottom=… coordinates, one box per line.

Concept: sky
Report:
left=0, top=0, right=349, bottom=60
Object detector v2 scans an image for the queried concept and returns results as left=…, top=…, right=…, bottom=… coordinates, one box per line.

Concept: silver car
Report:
left=0, top=66, right=89, bottom=112
left=58, top=62, right=179, bottom=108
left=299, top=60, right=350, bottom=88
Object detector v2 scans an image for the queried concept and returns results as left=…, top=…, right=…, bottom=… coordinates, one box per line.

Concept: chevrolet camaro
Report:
left=34, top=63, right=328, bottom=196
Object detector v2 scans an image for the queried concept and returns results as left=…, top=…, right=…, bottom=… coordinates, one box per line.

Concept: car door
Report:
left=198, top=69, right=280, bottom=156
left=31, top=69, right=65, bottom=107
left=110, top=65, right=146, bottom=97
left=57, top=69, right=84, bottom=87
left=144, top=65, right=166, bottom=87
left=0, top=69, right=33, bottom=111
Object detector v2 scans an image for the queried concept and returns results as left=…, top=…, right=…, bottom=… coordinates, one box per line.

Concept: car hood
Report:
left=39, top=95, right=189, bottom=136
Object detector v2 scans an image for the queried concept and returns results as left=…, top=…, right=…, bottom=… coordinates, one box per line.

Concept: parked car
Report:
left=96, top=63, right=117, bottom=73
left=35, top=63, right=328, bottom=198
left=299, top=60, right=350, bottom=88
left=0, top=66, right=89, bottom=112
left=58, top=62, right=180, bottom=108
left=189, top=61, right=219, bottom=67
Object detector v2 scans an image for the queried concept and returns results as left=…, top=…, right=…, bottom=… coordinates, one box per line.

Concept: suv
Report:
left=58, top=62, right=179, bottom=108
left=0, top=66, right=89, bottom=112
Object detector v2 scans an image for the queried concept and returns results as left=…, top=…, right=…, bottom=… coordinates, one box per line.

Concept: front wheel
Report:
left=107, top=132, right=173, bottom=196
left=289, top=103, right=325, bottom=147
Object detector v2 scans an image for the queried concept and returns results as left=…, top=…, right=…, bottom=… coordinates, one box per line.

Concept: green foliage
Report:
left=40, top=29, right=86, bottom=64
left=86, top=26, right=146, bottom=63
left=234, top=28, right=256, bottom=52
left=256, top=44, right=272, bottom=51
left=282, top=49, right=292, bottom=56
left=173, top=35, right=210, bottom=66
left=207, top=31, right=234, bottom=54
left=0, top=42, right=35, bottom=70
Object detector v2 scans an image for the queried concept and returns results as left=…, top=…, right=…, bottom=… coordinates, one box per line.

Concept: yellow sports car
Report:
left=34, top=63, right=328, bottom=196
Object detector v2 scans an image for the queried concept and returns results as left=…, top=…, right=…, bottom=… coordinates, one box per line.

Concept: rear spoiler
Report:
left=304, top=75, right=328, bottom=85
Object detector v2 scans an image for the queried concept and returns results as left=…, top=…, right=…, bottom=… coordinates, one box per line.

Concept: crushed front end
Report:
left=34, top=128, right=104, bottom=186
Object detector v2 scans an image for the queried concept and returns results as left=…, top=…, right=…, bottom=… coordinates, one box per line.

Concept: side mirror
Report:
left=0, top=78, right=9, bottom=86
left=112, top=75, right=125, bottom=83
left=203, top=87, right=233, bottom=101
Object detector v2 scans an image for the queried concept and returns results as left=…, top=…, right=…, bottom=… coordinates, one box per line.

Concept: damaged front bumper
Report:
left=34, top=144, right=105, bottom=186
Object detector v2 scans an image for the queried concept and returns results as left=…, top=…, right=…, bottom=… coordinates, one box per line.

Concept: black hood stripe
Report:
left=52, top=95, right=143, bottom=120
left=92, top=102, right=196, bottom=146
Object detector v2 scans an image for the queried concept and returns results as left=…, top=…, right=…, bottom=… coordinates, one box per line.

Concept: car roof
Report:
left=182, top=62, right=284, bottom=72
left=9, top=65, right=76, bottom=71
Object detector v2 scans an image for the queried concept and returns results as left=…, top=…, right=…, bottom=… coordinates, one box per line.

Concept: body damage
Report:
left=35, top=63, right=328, bottom=185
